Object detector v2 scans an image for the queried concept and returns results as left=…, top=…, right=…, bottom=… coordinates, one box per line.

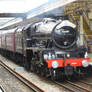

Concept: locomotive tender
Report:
left=0, top=18, right=90, bottom=80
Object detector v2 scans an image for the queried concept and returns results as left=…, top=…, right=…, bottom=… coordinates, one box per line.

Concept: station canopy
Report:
left=0, top=0, right=48, bottom=27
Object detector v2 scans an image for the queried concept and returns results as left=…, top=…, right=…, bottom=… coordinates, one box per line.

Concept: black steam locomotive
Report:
left=24, top=18, right=90, bottom=80
left=0, top=18, right=90, bottom=80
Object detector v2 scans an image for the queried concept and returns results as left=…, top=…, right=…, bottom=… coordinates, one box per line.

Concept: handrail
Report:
left=70, top=15, right=79, bottom=26
left=71, top=15, right=75, bottom=22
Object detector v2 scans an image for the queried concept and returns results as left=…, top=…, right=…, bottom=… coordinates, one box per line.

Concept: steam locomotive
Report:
left=0, top=18, right=90, bottom=80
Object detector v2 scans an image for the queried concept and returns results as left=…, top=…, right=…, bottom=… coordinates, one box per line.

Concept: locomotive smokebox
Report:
left=52, top=20, right=78, bottom=49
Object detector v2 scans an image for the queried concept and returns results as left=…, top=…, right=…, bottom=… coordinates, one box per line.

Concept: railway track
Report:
left=0, top=60, right=44, bottom=92
left=65, top=81, right=90, bottom=92
left=79, top=80, right=92, bottom=86
left=54, top=80, right=91, bottom=92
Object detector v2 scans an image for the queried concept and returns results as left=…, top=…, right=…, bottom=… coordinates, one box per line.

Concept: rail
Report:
left=66, top=81, right=90, bottom=92
left=54, top=81, right=75, bottom=92
left=54, top=81, right=90, bottom=92
left=79, top=80, right=92, bottom=86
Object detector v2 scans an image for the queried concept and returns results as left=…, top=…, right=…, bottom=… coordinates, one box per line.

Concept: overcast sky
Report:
left=0, top=0, right=48, bottom=13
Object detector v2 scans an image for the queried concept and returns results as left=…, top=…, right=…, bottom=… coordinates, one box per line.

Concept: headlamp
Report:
left=52, top=61, right=58, bottom=68
left=82, top=60, right=89, bottom=67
